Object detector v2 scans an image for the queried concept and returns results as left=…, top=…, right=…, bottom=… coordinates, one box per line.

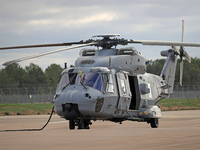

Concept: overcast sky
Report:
left=0, top=0, right=200, bottom=70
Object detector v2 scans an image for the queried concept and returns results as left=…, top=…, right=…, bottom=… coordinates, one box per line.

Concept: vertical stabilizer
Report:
left=160, top=50, right=178, bottom=94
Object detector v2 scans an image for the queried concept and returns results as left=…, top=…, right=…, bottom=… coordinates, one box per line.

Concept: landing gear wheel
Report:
left=84, top=121, right=90, bottom=129
left=150, top=118, right=159, bottom=128
left=69, top=120, right=75, bottom=130
left=78, top=120, right=85, bottom=129
left=78, top=120, right=91, bottom=129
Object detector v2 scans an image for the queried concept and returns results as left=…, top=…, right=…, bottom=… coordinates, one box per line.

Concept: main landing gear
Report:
left=69, top=119, right=92, bottom=130
left=147, top=118, right=159, bottom=128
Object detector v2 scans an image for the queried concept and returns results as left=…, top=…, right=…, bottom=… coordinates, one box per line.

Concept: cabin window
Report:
left=102, top=73, right=114, bottom=93
left=121, top=79, right=126, bottom=94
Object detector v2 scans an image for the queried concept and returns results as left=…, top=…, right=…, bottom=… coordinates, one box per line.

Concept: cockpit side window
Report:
left=56, top=73, right=69, bottom=92
left=56, top=72, right=77, bottom=92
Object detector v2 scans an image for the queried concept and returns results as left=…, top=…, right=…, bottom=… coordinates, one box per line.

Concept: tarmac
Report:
left=0, top=110, right=200, bottom=150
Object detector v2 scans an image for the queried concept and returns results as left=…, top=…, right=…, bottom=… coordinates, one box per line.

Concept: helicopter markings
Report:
left=139, top=112, right=143, bottom=116
left=144, top=111, right=149, bottom=115
left=78, top=67, right=83, bottom=76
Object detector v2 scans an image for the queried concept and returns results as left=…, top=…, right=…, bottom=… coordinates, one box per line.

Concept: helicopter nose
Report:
left=62, top=103, right=80, bottom=120
left=54, top=86, right=104, bottom=118
left=66, top=88, right=104, bottom=116
left=65, top=90, right=96, bottom=107
left=62, top=90, right=94, bottom=120
left=64, top=89, right=94, bottom=103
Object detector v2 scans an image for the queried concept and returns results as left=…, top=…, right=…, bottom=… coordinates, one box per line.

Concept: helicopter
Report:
left=1, top=24, right=200, bottom=130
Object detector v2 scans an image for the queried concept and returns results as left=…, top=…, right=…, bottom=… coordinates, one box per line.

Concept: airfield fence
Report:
left=0, top=83, right=200, bottom=104
left=0, top=84, right=57, bottom=104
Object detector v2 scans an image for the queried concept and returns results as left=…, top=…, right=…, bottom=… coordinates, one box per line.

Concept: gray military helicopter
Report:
left=1, top=24, right=200, bottom=129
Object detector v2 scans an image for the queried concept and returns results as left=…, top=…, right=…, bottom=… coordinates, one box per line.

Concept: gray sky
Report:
left=0, top=0, right=200, bottom=70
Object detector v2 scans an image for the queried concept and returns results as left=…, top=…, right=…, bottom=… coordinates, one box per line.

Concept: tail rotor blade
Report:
left=180, top=60, right=184, bottom=86
left=183, top=51, right=191, bottom=63
left=172, top=46, right=180, bottom=55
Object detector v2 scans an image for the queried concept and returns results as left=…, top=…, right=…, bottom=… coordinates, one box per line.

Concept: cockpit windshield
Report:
left=56, top=70, right=114, bottom=93
left=77, top=73, right=102, bottom=91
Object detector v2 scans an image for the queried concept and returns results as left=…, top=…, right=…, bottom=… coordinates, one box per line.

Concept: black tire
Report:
left=84, top=121, right=90, bottom=129
left=150, top=118, right=159, bottom=128
left=78, top=120, right=90, bottom=129
left=78, top=120, right=85, bottom=129
left=69, top=120, right=75, bottom=130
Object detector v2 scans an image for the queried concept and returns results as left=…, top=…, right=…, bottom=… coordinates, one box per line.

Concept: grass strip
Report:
left=0, top=98, right=200, bottom=116
left=0, top=103, right=54, bottom=116
left=158, top=98, right=200, bottom=111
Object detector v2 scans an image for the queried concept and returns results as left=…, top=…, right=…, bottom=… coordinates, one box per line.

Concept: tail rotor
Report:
left=174, top=20, right=191, bottom=86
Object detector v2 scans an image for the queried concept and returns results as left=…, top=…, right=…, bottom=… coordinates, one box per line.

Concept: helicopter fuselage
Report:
left=53, top=47, right=172, bottom=129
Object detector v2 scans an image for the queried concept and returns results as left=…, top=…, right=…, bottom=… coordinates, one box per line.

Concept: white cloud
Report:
left=1, top=0, right=200, bottom=70
left=27, top=12, right=117, bottom=28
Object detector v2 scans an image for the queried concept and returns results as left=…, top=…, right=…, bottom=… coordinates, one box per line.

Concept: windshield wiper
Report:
left=62, top=83, right=70, bottom=91
left=80, top=81, right=87, bottom=90
left=80, top=74, right=87, bottom=90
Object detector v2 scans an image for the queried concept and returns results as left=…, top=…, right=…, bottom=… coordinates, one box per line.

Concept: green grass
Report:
left=158, top=98, right=200, bottom=110
left=0, top=103, right=54, bottom=116
left=0, top=98, right=200, bottom=116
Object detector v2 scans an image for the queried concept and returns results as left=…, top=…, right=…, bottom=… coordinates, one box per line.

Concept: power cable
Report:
left=0, top=106, right=54, bottom=132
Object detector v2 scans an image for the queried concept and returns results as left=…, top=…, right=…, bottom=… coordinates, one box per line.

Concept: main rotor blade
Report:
left=0, top=42, right=83, bottom=50
left=181, top=20, right=184, bottom=42
left=129, top=40, right=200, bottom=47
left=3, top=42, right=96, bottom=66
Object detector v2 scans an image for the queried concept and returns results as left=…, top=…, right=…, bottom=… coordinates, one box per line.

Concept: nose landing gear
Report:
left=69, top=120, right=92, bottom=130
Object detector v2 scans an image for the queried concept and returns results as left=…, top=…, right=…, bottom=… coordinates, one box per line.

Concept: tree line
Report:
left=0, top=63, right=63, bottom=87
left=0, top=57, right=200, bottom=87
